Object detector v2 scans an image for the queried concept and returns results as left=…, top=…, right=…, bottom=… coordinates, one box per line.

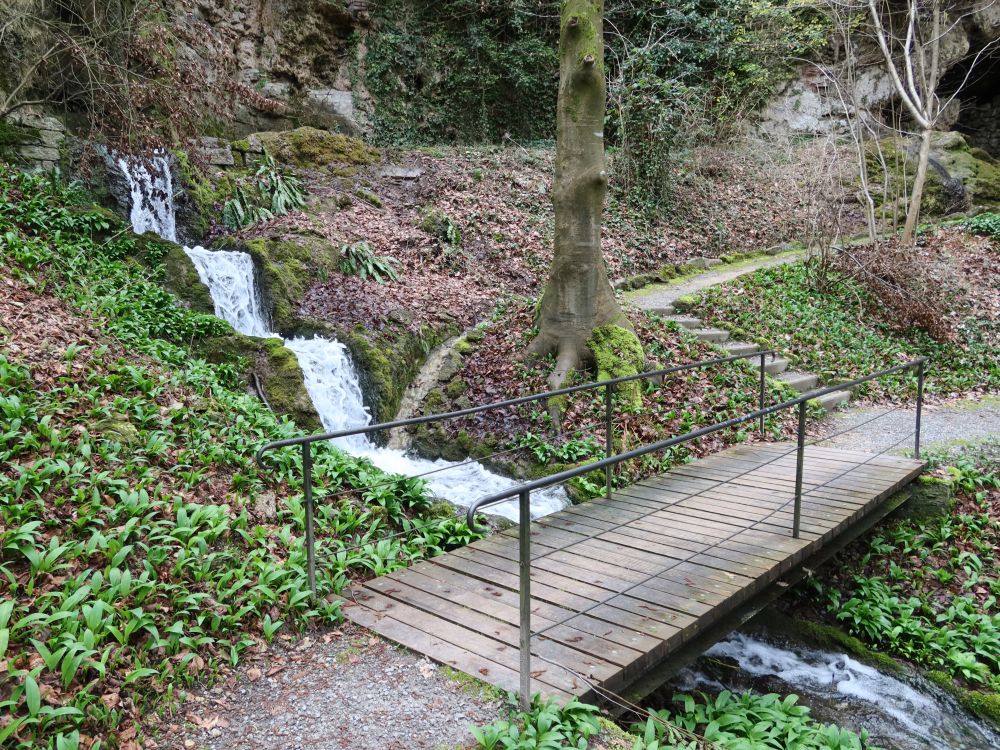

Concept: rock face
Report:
left=867, top=131, right=1000, bottom=216
left=962, top=95, right=1000, bottom=155
left=757, top=2, right=999, bottom=144
left=176, top=0, right=364, bottom=136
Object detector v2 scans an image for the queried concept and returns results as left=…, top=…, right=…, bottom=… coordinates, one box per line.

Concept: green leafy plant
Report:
left=964, top=212, right=1000, bottom=242
left=518, top=432, right=604, bottom=465
left=472, top=694, right=601, bottom=749
left=223, top=152, right=306, bottom=229
left=816, top=447, right=1000, bottom=691
left=339, top=241, right=400, bottom=283
left=635, top=690, right=880, bottom=750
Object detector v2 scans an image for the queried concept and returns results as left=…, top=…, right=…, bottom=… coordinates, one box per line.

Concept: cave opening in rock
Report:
left=940, top=47, right=1000, bottom=157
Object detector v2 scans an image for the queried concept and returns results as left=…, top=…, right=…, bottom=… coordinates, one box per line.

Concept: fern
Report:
left=339, top=241, right=400, bottom=284
left=222, top=152, right=305, bottom=230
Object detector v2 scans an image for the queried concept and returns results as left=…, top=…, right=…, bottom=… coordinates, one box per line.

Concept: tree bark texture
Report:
left=528, top=0, right=631, bottom=388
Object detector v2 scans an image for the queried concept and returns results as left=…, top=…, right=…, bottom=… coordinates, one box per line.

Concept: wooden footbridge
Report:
left=258, top=353, right=928, bottom=706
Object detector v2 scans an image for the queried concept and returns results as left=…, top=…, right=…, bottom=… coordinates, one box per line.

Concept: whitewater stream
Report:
left=668, top=631, right=1000, bottom=750
left=117, top=156, right=568, bottom=521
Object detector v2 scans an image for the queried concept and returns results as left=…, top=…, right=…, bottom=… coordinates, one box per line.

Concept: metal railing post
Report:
left=915, top=360, right=925, bottom=459
left=793, top=401, right=806, bottom=539
left=518, top=489, right=532, bottom=710
left=302, top=443, right=316, bottom=600
left=759, top=353, right=767, bottom=437
left=605, top=382, right=615, bottom=499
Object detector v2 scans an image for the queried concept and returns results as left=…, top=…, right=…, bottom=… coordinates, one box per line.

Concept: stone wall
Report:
left=1, top=113, right=66, bottom=171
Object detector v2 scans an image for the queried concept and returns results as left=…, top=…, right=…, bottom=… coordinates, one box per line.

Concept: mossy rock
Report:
left=961, top=690, right=1000, bottom=729
left=172, top=150, right=245, bottom=240
left=253, top=127, right=380, bottom=169
left=338, top=322, right=460, bottom=427
left=237, top=235, right=343, bottom=333
left=671, top=294, right=699, bottom=312
left=196, top=332, right=321, bottom=431
left=593, top=718, right=642, bottom=750
left=927, top=670, right=1000, bottom=730
left=161, top=246, right=216, bottom=314
left=93, top=416, right=141, bottom=447
left=587, top=325, right=645, bottom=409
left=866, top=132, right=1000, bottom=217
left=897, top=474, right=954, bottom=521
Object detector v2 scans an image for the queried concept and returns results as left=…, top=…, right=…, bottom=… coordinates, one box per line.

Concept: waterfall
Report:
left=184, top=247, right=273, bottom=339
left=674, top=633, right=1000, bottom=750
left=117, top=156, right=569, bottom=521
left=117, top=154, right=177, bottom=243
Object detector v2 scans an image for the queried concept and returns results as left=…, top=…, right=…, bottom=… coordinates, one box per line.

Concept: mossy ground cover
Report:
left=691, top=242, right=1000, bottom=401
left=413, top=299, right=796, bottom=498
left=0, top=166, right=482, bottom=748
left=793, top=441, right=1000, bottom=725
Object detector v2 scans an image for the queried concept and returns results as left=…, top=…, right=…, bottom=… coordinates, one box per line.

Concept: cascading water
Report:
left=183, top=247, right=272, bottom=339
left=117, top=154, right=177, bottom=243
left=119, top=157, right=569, bottom=521
left=673, top=632, right=1000, bottom=750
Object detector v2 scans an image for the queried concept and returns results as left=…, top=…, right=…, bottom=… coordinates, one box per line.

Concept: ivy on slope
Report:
left=0, top=166, right=480, bottom=749
left=693, top=262, right=1000, bottom=400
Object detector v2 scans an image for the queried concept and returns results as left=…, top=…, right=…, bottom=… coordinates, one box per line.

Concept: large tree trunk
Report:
left=902, top=125, right=932, bottom=244
left=527, top=0, right=632, bottom=390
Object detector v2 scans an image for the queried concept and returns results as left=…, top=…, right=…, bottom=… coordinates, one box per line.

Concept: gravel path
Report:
left=625, top=251, right=803, bottom=310
left=812, top=397, right=1000, bottom=455
left=165, top=624, right=502, bottom=750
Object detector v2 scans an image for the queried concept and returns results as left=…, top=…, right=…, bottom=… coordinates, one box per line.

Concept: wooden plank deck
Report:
left=339, top=443, right=925, bottom=701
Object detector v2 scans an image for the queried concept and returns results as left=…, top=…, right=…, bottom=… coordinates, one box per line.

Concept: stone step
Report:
left=811, top=389, right=852, bottom=412
left=667, top=315, right=703, bottom=329
left=649, top=305, right=677, bottom=316
left=688, top=256, right=723, bottom=269
left=777, top=371, right=818, bottom=392
left=692, top=328, right=730, bottom=343
left=722, top=340, right=759, bottom=357
left=763, top=357, right=790, bottom=375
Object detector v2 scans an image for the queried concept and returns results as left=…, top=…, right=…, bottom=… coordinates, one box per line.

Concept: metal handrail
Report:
left=464, top=356, right=926, bottom=708
left=254, top=348, right=779, bottom=616
left=254, top=349, right=777, bottom=457
left=465, top=357, right=928, bottom=529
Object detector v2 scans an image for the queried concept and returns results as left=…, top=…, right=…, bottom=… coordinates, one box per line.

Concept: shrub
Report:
left=835, top=240, right=969, bottom=342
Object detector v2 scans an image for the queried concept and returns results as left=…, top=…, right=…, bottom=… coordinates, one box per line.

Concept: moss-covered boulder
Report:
left=899, top=474, right=954, bottom=521
left=198, top=332, right=321, bottom=432
left=587, top=325, right=646, bottom=410
left=339, top=322, right=461, bottom=427
left=161, top=245, right=216, bottom=314
left=867, top=131, right=1000, bottom=216
left=211, top=234, right=344, bottom=333
left=250, top=127, right=380, bottom=170
left=172, top=150, right=245, bottom=241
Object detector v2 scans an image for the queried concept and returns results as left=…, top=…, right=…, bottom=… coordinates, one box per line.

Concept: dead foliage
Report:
left=836, top=228, right=996, bottom=342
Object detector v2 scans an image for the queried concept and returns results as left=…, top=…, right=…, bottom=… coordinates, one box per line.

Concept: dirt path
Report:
left=165, top=624, right=501, bottom=750
left=812, top=397, right=1000, bottom=455
left=624, top=251, right=804, bottom=311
